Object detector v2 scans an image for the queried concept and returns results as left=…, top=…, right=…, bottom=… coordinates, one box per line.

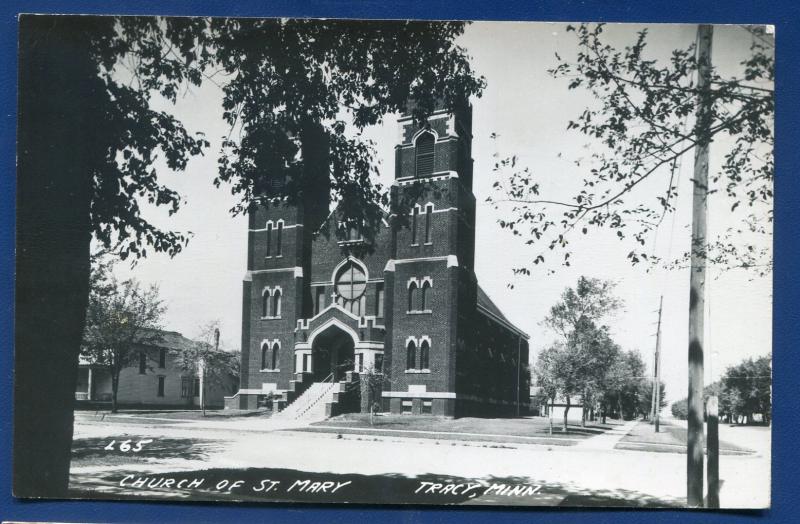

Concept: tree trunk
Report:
left=602, top=402, right=607, bottom=425
left=563, top=396, right=570, bottom=432
left=110, top=370, right=120, bottom=414
left=14, top=16, right=101, bottom=498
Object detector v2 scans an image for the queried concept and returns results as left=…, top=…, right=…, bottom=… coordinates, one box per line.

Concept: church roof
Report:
left=476, top=285, right=529, bottom=340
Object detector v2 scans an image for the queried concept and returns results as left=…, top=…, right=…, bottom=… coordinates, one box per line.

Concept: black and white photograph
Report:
left=14, top=15, right=773, bottom=509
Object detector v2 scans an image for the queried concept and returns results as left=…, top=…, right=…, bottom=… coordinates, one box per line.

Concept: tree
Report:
left=489, top=23, right=773, bottom=274
left=15, top=15, right=484, bottom=496
left=360, top=364, right=391, bottom=426
left=672, top=398, right=689, bottom=420
left=722, top=355, right=771, bottom=424
left=81, top=258, right=167, bottom=413
left=672, top=354, right=771, bottom=425
left=488, top=23, right=772, bottom=506
left=176, top=321, right=240, bottom=416
left=539, top=276, right=623, bottom=429
left=16, top=16, right=211, bottom=497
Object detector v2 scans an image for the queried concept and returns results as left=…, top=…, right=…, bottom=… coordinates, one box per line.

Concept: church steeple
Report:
left=394, top=103, right=473, bottom=189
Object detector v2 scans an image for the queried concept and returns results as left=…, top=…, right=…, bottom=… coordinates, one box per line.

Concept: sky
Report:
left=111, top=21, right=773, bottom=405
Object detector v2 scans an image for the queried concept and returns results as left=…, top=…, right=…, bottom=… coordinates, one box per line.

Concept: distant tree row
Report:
left=671, top=354, right=771, bottom=425
left=534, top=276, right=665, bottom=430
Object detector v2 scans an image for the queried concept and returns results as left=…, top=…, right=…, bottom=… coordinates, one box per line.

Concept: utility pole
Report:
left=516, top=335, right=521, bottom=417
left=687, top=23, right=713, bottom=508
left=650, top=333, right=657, bottom=422
left=654, top=296, right=663, bottom=433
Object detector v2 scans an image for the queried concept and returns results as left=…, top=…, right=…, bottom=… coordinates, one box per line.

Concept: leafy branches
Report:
left=488, top=23, right=773, bottom=275
left=83, top=17, right=213, bottom=262
left=208, top=18, right=485, bottom=240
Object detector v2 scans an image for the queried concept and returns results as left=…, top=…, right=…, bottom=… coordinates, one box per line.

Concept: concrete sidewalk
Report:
left=572, top=420, right=639, bottom=451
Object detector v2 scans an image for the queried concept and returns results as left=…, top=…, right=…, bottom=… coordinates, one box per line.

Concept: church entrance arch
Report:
left=310, top=324, right=356, bottom=382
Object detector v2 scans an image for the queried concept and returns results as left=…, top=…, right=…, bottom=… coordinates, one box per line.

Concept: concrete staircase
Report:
left=272, top=381, right=338, bottom=423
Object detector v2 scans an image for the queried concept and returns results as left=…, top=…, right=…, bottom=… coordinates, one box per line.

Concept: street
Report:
left=69, top=412, right=770, bottom=508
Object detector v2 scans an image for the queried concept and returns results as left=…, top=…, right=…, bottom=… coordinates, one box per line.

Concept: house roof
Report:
left=78, top=329, right=198, bottom=366
left=138, top=329, right=197, bottom=352
left=476, top=285, right=529, bottom=340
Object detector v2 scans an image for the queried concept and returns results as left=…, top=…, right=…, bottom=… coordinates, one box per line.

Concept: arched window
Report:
left=411, top=207, right=418, bottom=245
left=261, top=343, right=268, bottom=370
left=420, top=340, right=430, bottom=370
left=408, top=282, right=418, bottom=312
left=424, top=204, right=433, bottom=243
left=415, top=131, right=435, bottom=177
left=262, top=289, right=270, bottom=317
left=271, top=342, right=280, bottom=370
left=276, top=222, right=283, bottom=256
left=272, top=289, right=282, bottom=317
left=421, top=281, right=431, bottom=311
left=334, top=260, right=367, bottom=315
left=406, top=340, right=417, bottom=370
left=266, top=222, right=273, bottom=256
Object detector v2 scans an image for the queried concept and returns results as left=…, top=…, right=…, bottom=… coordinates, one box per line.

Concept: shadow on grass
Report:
left=315, top=414, right=613, bottom=438
left=69, top=467, right=683, bottom=508
left=71, top=436, right=222, bottom=466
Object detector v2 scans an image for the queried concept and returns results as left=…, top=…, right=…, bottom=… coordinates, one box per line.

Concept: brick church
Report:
left=227, top=104, right=530, bottom=417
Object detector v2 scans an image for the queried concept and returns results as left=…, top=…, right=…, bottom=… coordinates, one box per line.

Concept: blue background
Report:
left=1, top=1, right=797, bottom=522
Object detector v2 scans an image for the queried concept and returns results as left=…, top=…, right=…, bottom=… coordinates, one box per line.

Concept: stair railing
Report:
left=295, top=374, right=336, bottom=419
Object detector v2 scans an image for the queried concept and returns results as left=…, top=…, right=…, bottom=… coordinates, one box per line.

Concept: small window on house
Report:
left=271, top=342, right=280, bottom=370
left=266, top=223, right=273, bottom=257
left=424, top=205, right=432, bottom=244
left=415, top=131, right=435, bottom=177
left=375, top=283, right=384, bottom=318
left=421, top=281, right=431, bottom=311
left=375, top=353, right=384, bottom=373
left=272, top=290, right=282, bottom=317
left=157, top=376, right=165, bottom=397
left=180, top=376, right=191, bottom=398
left=422, top=400, right=433, bottom=414
left=261, top=343, right=269, bottom=370
left=420, top=340, right=430, bottom=370
left=402, top=399, right=413, bottom=414
left=139, top=351, right=147, bottom=374
left=411, top=207, right=418, bottom=245
left=193, top=377, right=200, bottom=397
left=158, top=348, right=166, bottom=369
left=315, top=287, right=326, bottom=315
left=406, top=340, right=417, bottom=370
left=408, top=282, right=417, bottom=312
left=276, top=222, right=283, bottom=256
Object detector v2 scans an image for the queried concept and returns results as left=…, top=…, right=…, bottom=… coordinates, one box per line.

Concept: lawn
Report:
left=616, top=420, right=753, bottom=455
left=301, top=414, right=618, bottom=446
